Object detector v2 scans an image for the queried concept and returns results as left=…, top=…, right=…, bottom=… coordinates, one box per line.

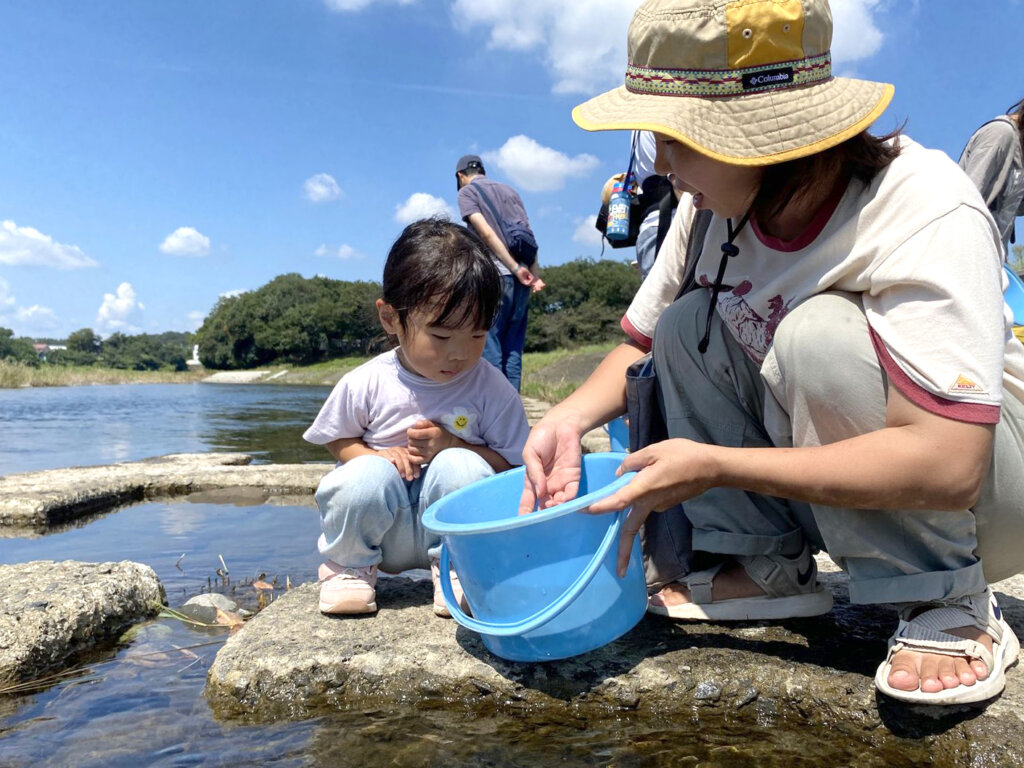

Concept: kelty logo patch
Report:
left=948, top=374, right=987, bottom=395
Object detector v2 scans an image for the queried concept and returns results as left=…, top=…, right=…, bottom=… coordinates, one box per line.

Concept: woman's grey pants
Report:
left=651, top=289, right=1024, bottom=605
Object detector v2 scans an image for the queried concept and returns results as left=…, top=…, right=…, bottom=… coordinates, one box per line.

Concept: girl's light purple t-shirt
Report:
left=303, top=349, right=529, bottom=466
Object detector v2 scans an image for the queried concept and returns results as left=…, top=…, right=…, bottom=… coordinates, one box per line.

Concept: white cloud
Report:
left=394, top=193, right=457, bottom=225
left=324, top=0, right=415, bottom=11
left=452, top=0, right=640, bottom=94
left=159, top=227, right=211, bottom=257
left=830, top=0, right=886, bottom=67
left=186, top=310, right=206, bottom=331
left=315, top=243, right=362, bottom=260
left=96, top=282, right=144, bottom=334
left=303, top=173, right=342, bottom=203
left=451, top=1, right=889, bottom=93
left=220, top=288, right=246, bottom=299
left=0, top=220, right=98, bottom=269
left=0, top=278, right=59, bottom=335
left=572, top=215, right=603, bottom=246
left=483, top=135, right=599, bottom=192
left=15, top=305, right=59, bottom=332
left=322, top=0, right=888, bottom=95
left=0, top=277, right=14, bottom=310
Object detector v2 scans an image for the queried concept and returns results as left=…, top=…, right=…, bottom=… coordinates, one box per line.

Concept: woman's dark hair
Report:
left=381, top=217, right=501, bottom=332
left=752, top=127, right=904, bottom=223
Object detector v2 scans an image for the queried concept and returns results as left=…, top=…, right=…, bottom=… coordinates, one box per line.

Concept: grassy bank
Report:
left=0, top=360, right=207, bottom=389
left=244, top=343, right=616, bottom=403
left=1, top=343, right=617, bottom=402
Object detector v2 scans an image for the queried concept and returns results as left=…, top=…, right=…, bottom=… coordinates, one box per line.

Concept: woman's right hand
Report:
left=518, top=419, right=584, bottom=515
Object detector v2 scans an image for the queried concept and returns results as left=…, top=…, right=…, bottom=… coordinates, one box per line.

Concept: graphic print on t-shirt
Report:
left=698, top=275, right=793, bottom=364
left=441, top=407, right=477, bottom=437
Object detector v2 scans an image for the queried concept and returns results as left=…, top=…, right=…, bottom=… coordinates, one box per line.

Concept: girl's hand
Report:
left=406, top=419, right=455, bottom=465
left=378, top=446, right=421, bottom=481
left=586, top=439, right=718, bottom=576
left=519, top=419, right=583, bottom=515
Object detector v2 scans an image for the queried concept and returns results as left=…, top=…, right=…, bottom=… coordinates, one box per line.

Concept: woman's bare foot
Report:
left=654, top=566, right=993, bottom=694
left=886, top=627, right=993, bottom=693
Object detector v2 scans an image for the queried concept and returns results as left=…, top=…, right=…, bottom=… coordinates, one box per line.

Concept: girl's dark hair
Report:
left=752, top=127, right=904, bottom=223
left=381, top=217, right=501, bottom=332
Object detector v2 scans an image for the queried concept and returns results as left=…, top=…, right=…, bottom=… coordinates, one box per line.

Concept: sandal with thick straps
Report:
left=874, top=588, right=1021, bottom=705
left=647, top=544, right=833, bottom=621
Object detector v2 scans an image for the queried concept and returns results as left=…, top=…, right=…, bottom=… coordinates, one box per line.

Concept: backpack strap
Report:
left=675, top=209, right=714, bottom=300
left=654, top=186, right=679, bottom=256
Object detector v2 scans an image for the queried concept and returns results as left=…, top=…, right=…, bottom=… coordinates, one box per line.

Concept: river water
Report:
left=0, top=383, right=331, bottom=476
left=0, top=383, right=943, bottom=767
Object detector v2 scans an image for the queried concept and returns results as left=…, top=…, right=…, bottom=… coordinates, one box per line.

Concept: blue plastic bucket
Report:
left=1005, top=264, right=1024, bottom=326
left=422, top=453, right=648, bottom=662
left=604, top=416, right=629, bottom=452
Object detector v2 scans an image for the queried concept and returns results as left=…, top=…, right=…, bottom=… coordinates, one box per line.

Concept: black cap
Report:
left=456, top=154, right=484, bottom=174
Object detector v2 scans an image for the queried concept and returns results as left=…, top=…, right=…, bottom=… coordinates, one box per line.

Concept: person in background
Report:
left=959, top=97, right=1024, bottom=259
left=523, top=0, right=1024, bottom=706
left=305, top=218, right=529, bottom=618
left=598, top=131, right=678, bottom=279
left=456, top=155, right=541, bottom=391
left=631, top=131, right=679, bottom=279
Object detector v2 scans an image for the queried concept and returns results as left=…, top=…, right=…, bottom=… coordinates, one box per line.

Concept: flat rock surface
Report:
left=0, top=453, right=331, bottom=530
left=0, top=398, right=602, bottom=533
left=0, top=560, right=165, bottom=686
left=206, top=563, right=1024, bottom=766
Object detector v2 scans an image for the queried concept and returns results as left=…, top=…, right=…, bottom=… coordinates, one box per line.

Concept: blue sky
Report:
left=0, top=0, right=1021, bottom=339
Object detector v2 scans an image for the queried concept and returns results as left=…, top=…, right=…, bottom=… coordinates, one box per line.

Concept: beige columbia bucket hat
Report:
left=573, top=0, right=895, bottom=166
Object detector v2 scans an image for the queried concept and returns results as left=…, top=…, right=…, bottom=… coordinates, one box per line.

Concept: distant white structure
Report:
left=187, top=344, right=202, bottom=367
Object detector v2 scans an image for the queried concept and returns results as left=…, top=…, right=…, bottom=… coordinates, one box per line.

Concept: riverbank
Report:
left=0, top=360, right=207, bottom=388
left=200, top=343, right=615, bottom=403
left=1, top=344, right=616, bottom=403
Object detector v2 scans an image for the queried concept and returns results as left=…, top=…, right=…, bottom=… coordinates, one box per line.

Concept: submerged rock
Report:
left=0, top=560, right=165, bottom=686
left=206, top=567, right=1024, bottom=767
left=0, top=453, right=330, bottom=530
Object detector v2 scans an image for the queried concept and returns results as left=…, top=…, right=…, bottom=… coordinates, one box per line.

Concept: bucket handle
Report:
left=438, top=506, right=628, bottom=637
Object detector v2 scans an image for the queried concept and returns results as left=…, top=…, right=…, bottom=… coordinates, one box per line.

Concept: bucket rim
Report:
left=422, top=453, right=636, bottom=535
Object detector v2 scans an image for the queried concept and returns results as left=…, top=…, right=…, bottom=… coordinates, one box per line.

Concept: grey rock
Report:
left=0, top=560, right=165, bottom=686
left=0, top=453, right=330, bottom=530
left=206, top=570, right=1024, bottom=766
left=184, top=593, right=239, bottom=612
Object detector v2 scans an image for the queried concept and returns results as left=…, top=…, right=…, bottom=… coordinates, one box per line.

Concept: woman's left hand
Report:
left=407, top=419, right=456, bottom=465
left=587, top=439, right=719, bottom=576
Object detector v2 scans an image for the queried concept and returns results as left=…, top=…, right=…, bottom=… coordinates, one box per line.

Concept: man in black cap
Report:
left=456, top=154, right=541, bottom=391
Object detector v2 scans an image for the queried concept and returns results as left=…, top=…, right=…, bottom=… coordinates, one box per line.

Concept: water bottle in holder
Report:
left=605, top=179, right=632, bottom=242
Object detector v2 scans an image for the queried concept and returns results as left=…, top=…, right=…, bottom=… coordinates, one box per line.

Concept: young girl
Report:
left=304, top=218, right=530, bottom=616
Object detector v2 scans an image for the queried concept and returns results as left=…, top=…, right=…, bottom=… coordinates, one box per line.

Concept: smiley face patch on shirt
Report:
left=443, top=408, right=477, bottom=436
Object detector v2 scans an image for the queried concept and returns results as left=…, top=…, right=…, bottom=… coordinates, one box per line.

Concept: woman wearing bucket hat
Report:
left=521, top=0, right=1024, bottom=705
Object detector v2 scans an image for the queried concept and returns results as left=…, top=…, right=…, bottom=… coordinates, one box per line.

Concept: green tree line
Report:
left=194, top=260, right=639, bottom=369
left=1, top=259, right=641, bottom=371
left=0, top=327, right=193, bottom=371
left=195, top=274, right=382, bottom=368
